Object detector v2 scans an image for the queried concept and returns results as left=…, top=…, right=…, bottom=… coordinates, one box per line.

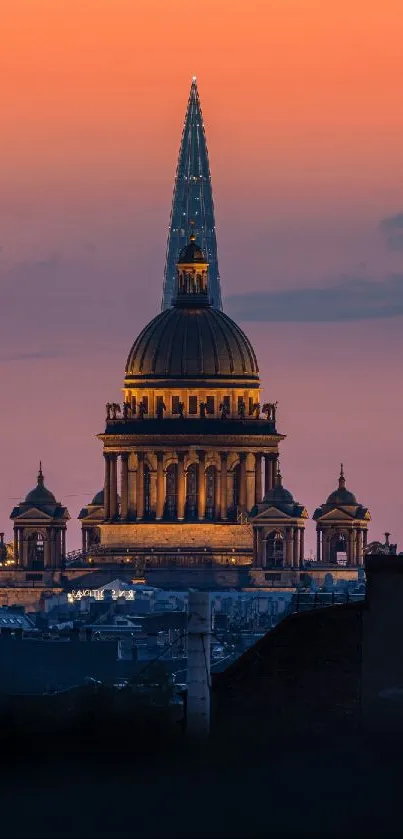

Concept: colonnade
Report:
left=254, top=525, right=305, bottom=569
left=316, top=527, right=367, bottom=567
left=103, top=450, right=278, bottom=522
left=13, top=527, right=66, bottom=568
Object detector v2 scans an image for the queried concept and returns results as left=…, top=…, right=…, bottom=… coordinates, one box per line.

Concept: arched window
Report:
left=28, top=532, right=45, bottom=570
left=186, top=463, right=198, bottom=520
left=206, top=466, right=216, bottom=520
left=165, top=464, right=178, bottom=520
left=329, top=532, right=347, bottom=565
left=144, top=465, right=151, bottom=518
left=266, top=531, right=284, bottom=568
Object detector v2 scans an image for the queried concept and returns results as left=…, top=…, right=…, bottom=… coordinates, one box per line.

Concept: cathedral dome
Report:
left=24, top=464, right=57, bottom=507
left=325, top=465, right=357, bottom=506
left=325, top=487, right=357, bottom=506
left=125, top=306, right=259, bottom=381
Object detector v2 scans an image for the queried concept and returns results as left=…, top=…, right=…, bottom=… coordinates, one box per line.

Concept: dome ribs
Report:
left=124, top=306, right=259, bottom=382
left=202, top=309, right=219, bottom=374
left=153, top=309, right=181, bottom=375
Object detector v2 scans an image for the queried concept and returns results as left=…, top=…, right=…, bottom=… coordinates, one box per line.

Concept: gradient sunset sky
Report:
left=1, top=0, right=402, bottom=553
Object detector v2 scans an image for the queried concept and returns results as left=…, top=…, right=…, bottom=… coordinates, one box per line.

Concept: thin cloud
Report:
left=0, top=350, right=66, bottom=363
left=225, top=274, right=403, bottom=322
left=379, top=212, right=403, bottom=251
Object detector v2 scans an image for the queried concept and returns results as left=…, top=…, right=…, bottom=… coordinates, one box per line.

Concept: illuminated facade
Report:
left=161, top=77, right=222, bottom=311
left=80, top=234, right=283, bottom=584
left=10, top=464, right=69, bottom=571
left=313, top=465, right=371, bottom=567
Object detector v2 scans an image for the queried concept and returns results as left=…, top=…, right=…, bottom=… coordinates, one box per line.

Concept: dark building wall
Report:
left=362, top=556, right=403, bottom=730
left=0, top=639, right=132, bottom=694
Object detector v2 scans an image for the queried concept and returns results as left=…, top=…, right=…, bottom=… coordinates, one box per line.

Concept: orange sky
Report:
left=2, top=0, right=403, bottom=184
left=1, top=0, right=403, bottom=552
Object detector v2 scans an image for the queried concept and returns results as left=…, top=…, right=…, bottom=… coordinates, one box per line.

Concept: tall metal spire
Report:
left=161, top=77, right=222, bottom=311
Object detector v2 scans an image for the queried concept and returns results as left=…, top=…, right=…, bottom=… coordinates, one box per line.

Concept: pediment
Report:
left=318, top=508, right=354, bottom=521
left=15, top=507, right=53, bottom=521
left=253, top=506, right=290, bottom=521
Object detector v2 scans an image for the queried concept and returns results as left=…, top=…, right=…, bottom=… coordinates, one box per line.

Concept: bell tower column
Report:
left=299, top=528, right=305, bottom=566
left=316, top=528, right=321, bottom=562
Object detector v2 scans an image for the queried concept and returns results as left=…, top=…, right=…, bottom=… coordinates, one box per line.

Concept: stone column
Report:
left=316, top=528, right=321, bottom=562
left=104, top=453, right=111, bottom=519
left=19, top=529, right=25, bottom=567
left=348, top=530, right=355, bottom=566
left=271, top=454, right=278, bottom=488
left=214, top=469, right=221, bottom=520
left=285, top=528, right=292, bottom=568
left=128, top=454, right=137, bottom=519
left=264, top=455, right=272, bottom=494
left=219, top=452, right=228, bottom=520
left=299, top=528, right=305, bottom=566
left=239, top=453, right=247, bottom=510
left=120, top=453, right=129, bottom=521
left=293, top=528, right=299, bottom=568
left=44, top=533, right=51, bottom=569
left=255, top=453, right=263, bottom=504
left=197, top=450, right=206, bottom=520
left=49, top=528, right=55, bottom=568
left=110, top=454, right=118, bottom=519
left=322, top=531, right=328, bottom=564
left=357, top=529, right=363, bottom=567
left=156, top=452, right=165, bottom=521
left=14, top=529, right=18, bottom=566
left=245, top=454, right=256, bottom=513
left=177, top=452, right=186, bottom=521
left=136, top=452, right=145, bottom=520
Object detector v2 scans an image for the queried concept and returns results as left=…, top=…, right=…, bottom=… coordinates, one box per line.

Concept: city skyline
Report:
left=1, top=0, right=402, bottom=553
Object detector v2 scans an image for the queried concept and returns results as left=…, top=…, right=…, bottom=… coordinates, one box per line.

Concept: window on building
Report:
left=206, top=396, right=215, bottom=415
left=223, top=395, right=230, bottom=414
left=156, top=395, right=164, bottom=412
left=188, top=395, right=198, bottom=415
left=141, top=396, right=148, bottom=414
left=249, top=397, right=254, bottom=415
left=131, top=396, right=137, bottom=415
left=237, top=396, right=245, bottom=414
left=172, top=396, right=181, bottom=415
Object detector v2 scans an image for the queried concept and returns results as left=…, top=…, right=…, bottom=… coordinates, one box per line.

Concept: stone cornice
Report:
left=98, top=432, right=285, bottom=450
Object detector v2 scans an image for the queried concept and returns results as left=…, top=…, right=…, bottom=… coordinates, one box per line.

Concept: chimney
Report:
left=186, top=591, right=211, bottom=739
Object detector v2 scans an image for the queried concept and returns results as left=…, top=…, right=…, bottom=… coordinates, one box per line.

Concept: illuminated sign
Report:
left=68, top=588, right=135, bottom=603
